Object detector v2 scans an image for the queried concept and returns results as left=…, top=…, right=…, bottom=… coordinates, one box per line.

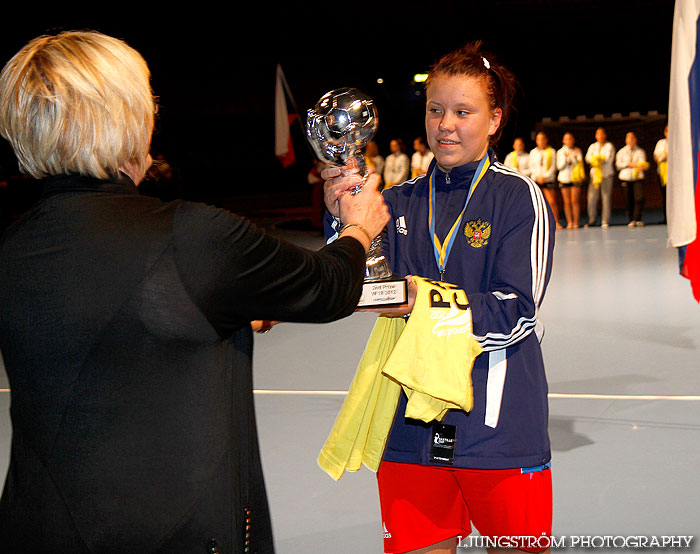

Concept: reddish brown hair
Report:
left=426, top=41, right=517, bottom=144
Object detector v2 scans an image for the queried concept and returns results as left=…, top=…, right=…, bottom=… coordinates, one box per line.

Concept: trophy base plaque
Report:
left=357, top=276, right=408, bottom=308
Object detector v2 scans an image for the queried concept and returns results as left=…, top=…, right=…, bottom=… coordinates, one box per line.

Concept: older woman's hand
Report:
left=321, top=161, right=389, bottom=251
left=336, top=176, right=389, bottom=251
left=321, top=163, right=364, bottom=218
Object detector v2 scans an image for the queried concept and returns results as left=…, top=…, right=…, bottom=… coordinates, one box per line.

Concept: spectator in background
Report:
left=616, top=131, right=648, bottom=227
left=140, top=153, right=183, bottom=201
left=410, top=136, right=434, bottom=178
left=654, top=125, right=668, bottom=224
left=308, top=158, right=330, bottom=228
left=504, top=137, right=530, bottom=176
left=530, top=131, right=561, bottom=229
left=384, top=138, right=410, bottom=188
left=365, top=140, right=385, bottom=185
left=584, top=127, right=616, bottom=228
left=556, top=132, right=584, bottom=229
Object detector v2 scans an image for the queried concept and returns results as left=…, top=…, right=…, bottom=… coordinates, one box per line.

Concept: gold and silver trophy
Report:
left=306, top=88, right=407, bottom=308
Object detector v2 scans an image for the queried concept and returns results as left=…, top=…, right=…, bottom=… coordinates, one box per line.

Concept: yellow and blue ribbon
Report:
left=429, top=154, right=490, bottom=279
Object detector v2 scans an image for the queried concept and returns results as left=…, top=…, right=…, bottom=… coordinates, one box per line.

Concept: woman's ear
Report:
left=119, top=154, right=152, bottom=185
left=488, top=108, right=503, bottom=137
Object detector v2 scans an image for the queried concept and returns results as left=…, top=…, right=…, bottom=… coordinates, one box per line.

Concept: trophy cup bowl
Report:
left=306, top=88, right=407, bottom=308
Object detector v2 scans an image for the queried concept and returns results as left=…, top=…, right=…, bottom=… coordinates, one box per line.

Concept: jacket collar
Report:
left=431, top=147, right=494, bottom=188
left=42, top=172, right=138, bottom=197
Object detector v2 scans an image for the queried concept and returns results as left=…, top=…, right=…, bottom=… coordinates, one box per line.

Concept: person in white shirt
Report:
left=556, top=132, right=584, bottom=229
left=584, top=127, right=616, bottom=228
left=616, top=131, right=648, bottom=227
left=653, top=125, right=668, bottom=223
left=410, top=136, right=434, bottom=178
left=530, top=131, right=561, bottom=228
left=383, top=138, right=410, bottom=188
left=503, top=137, right=530, bottom=176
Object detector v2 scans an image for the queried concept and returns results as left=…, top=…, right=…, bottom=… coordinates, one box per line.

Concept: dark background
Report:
left=0, top=0, right=676, bottom=221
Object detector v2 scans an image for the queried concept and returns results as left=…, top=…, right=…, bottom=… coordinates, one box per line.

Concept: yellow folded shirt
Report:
left=382, top=277, right=483, bottom=422
left=317, top=316, right=403, bottom=481
left=318, top=277, right=483, bottom=480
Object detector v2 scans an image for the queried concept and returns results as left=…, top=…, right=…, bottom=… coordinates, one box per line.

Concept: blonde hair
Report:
left=0, top=30, right=155, bottom=180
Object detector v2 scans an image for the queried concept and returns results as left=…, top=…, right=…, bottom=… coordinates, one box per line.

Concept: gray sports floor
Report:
left=1, top=214, right=699, bottom=553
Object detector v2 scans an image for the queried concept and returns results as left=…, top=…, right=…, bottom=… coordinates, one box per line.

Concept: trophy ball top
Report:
left=305, top=87, right=379, bottom=166
left=314, top=88, right=377, bottom=136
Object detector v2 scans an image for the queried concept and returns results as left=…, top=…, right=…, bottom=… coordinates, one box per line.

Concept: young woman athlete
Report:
left=323, top=42, right=556, bottom=554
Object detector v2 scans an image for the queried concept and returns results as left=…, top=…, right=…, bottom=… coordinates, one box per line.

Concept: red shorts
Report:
left=377, top=461, right=552, bottom=553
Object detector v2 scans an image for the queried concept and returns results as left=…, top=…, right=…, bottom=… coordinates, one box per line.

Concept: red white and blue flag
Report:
left=668, top=0, right=700, bottom=302
left=275, top=64, right=298, bottom=168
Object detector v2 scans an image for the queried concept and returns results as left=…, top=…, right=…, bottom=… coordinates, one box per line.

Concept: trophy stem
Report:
left=365, top=235, right=392, bottom=282
left=343, top=156, right=370, bottom=195
left=368, top=236, right=383, bottom=256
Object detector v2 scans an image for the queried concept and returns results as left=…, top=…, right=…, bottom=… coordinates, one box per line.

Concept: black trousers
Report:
left=621, top=179, right=645, bottom=222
